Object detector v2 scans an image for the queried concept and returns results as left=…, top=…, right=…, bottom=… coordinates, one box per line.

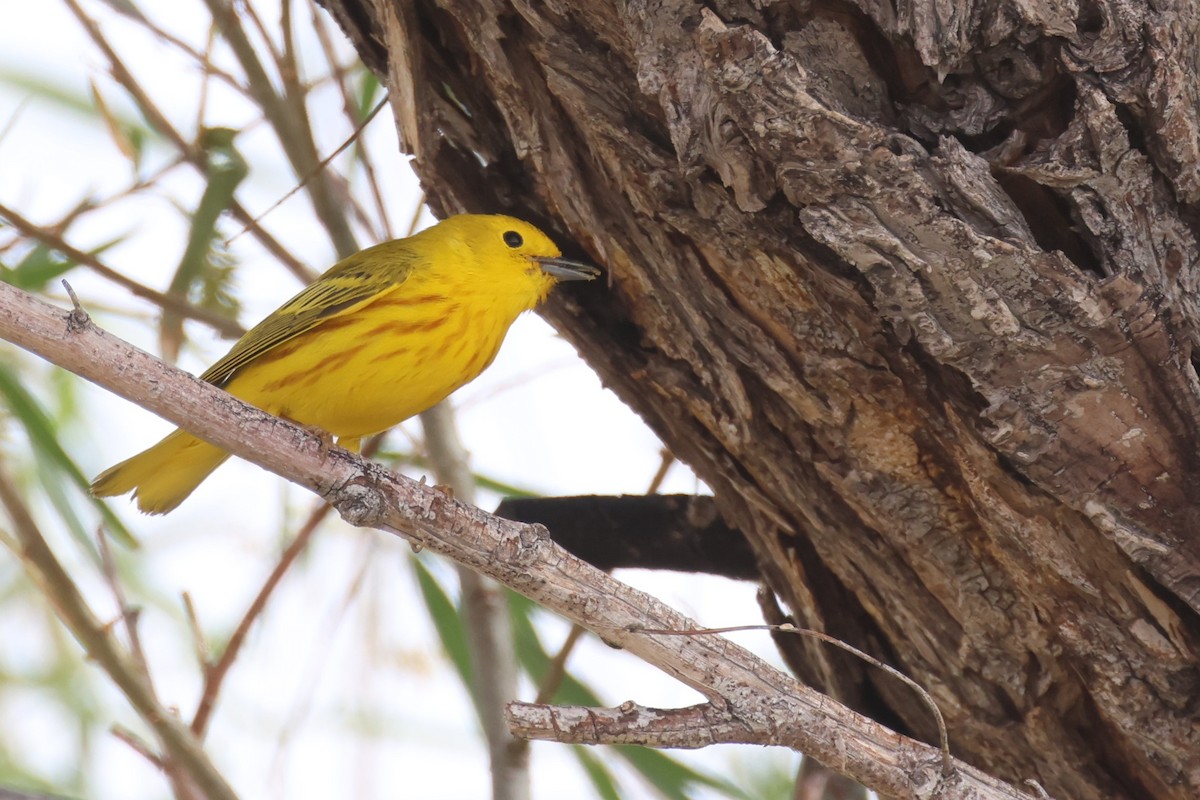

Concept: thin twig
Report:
left=226, top=97, right=388, bottom=247
left=629, top=622, right=953, bottom=776
left=1024, top=780, right=1053, bottom=800
left=190, top=499, right=332, bottom=737
left=0, top=459, right=237, bottom=800
left=62, top=0, right=314, bottom=283
left=95, top=526, right=154, bottom=684
left=519, top=446, right=676, bottom=750
left=422, top=401, right=530, bottom=800
left=96, top=1, right=248, bottom=97
left=181, top=592, right=211, bottom=669
left=266, top=535, right=378, bottom=783
left=196, top=29, right=214, bottom=133
left=111, top=725, right=163, bottom=768
left=190, top=433, right=388, bottom=737
left=0, top=95, right=32, bottom=149
left=202, top=0, right=358, bottom=258
left=404, top=195, right=425, bottom=237
left=239, top=0, right=285, bottom=64
left=646, top=449, right=675, bottom=494
left=60, top=280, right=89, bottom=332
left=532, top=624, right=585, bottom=705
left=311, top=0, right=393, bottom=240
left=0, top=202, right=244, bottom=337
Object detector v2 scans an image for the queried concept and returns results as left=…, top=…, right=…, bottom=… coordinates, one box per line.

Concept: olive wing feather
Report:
left=201, top=248, right=417, bottom=387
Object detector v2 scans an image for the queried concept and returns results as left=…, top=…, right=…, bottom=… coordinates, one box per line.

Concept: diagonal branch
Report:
left=62, top=0, right=315, bottom=284
left=0, top=201, right=245, bottom=338
left=0, top=279, right=1038, bottom=800
left=0, top=462, right=236, bottom=800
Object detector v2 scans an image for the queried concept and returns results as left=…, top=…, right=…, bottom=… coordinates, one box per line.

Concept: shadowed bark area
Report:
left=495, top=495, right=760, bottom=579
left=319, top=1, right=1200, bottom=797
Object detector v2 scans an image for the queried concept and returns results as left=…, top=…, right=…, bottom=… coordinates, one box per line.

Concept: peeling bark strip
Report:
left=319, top=0, right=1200, bottom=797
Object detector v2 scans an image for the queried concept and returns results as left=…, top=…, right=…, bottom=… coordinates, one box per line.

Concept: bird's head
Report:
left=425, top=214, right=600, bottom=306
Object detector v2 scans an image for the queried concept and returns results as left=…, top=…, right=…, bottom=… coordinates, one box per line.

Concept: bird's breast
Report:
left=225, top=285, right=520, bottom=439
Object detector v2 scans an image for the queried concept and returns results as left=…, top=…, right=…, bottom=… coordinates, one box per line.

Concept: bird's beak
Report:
left=535, top=256, right=601, bottom=282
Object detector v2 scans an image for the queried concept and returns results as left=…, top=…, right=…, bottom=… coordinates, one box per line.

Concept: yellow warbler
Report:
left=92, top=214, right=599, bottom=514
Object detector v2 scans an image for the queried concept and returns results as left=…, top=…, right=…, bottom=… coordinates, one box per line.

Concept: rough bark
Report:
left=319, top=1, right=1200, bottom=798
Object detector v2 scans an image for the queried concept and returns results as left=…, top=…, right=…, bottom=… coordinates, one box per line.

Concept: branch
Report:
left=0, top=201, right=245, bottom=338
left=202, top=0, right=359, bottom=258
left=0, top=462, right=236, bottom=800
left=506, top=700, right=789, bottom=748
left=421, top=403, right=529, bottom=800
left=62, top=0, right=315, bottom=284
left=190, top=499, right=329, bottom=738
left=494, top=495, right=760, bottom=579
left=0, top=280, right=1038, bottom=800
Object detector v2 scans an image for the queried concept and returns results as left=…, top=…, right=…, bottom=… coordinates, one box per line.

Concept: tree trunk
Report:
left=319, top=1, right=1200, bottom=797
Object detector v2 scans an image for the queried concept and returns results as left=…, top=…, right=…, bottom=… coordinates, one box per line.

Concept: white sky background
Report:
left=0, top=2, right=797, bottom=798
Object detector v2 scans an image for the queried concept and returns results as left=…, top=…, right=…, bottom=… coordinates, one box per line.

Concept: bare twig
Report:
left=311, top=0, right=393, bottom=240
left=0, top=202, right=245, bottom=337
left=60, top=280, right=88, bottom=331
left=1024, top=780, right=1054, bottom=800
left=0, top=458, right=236, bottom=800
left=181, top=592, right=211, bottom=668
left=532, top=623, right=585, bottom=706
left=266, top=534, right=377, bottom=781
left=95, top=526, right=154, bottom=683
left=96, top=2, right=248, bottom=97
left=191, top=499, right=331, bottom=737
left=191, top=433, right=384, bottom=737
left=647, top=448, right=675, bottom=494
left=202, top=0, right=358, bottom=258
left=421, top=402, right=530, bottom=800
left=227, top=97, right=388, bottom=247
left=62, top=0, right=314, bottom=283
left=0, top=280, right=1038, bottom=800
left=525, top=447, right=676, bottom=710
left=111, top=725, right=163, bottom=770
left=0, top=96, right=32, bottom=149
left=629, top=622, right=952, bottom=776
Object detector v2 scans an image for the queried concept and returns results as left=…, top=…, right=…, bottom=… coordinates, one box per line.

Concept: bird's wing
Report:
left=201, top=248, right=416, bottom=387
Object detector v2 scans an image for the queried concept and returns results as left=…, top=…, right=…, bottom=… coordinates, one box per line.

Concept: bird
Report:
left=91, top=214, right=599, bottom=514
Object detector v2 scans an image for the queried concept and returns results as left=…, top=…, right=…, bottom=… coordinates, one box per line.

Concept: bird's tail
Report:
left=91, top=429, right=229, bottom=515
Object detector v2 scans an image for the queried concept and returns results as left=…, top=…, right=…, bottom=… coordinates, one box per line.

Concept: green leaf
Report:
left=410, top=555, right=473, bottom=692
left=616, top=745, right=750, bottom=800
left=571, top=746, right=622, bottom=800
left=2, top=244, right=73, bottom=291
left=0, top=235, right=126, bottom=292
left=355, top=70, right=383, bottom=121
left=0, top=67, right=160, bottom=147
left=0, top=363, right=136, bottom=547
left=160, top=127, right=247, bottom=359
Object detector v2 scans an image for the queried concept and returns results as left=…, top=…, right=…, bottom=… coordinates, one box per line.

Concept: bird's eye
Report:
left=503, top=230, right=524, bottom=248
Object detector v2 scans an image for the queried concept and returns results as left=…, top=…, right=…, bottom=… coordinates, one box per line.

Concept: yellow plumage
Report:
left=91, top=214, right=598, bottom=514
